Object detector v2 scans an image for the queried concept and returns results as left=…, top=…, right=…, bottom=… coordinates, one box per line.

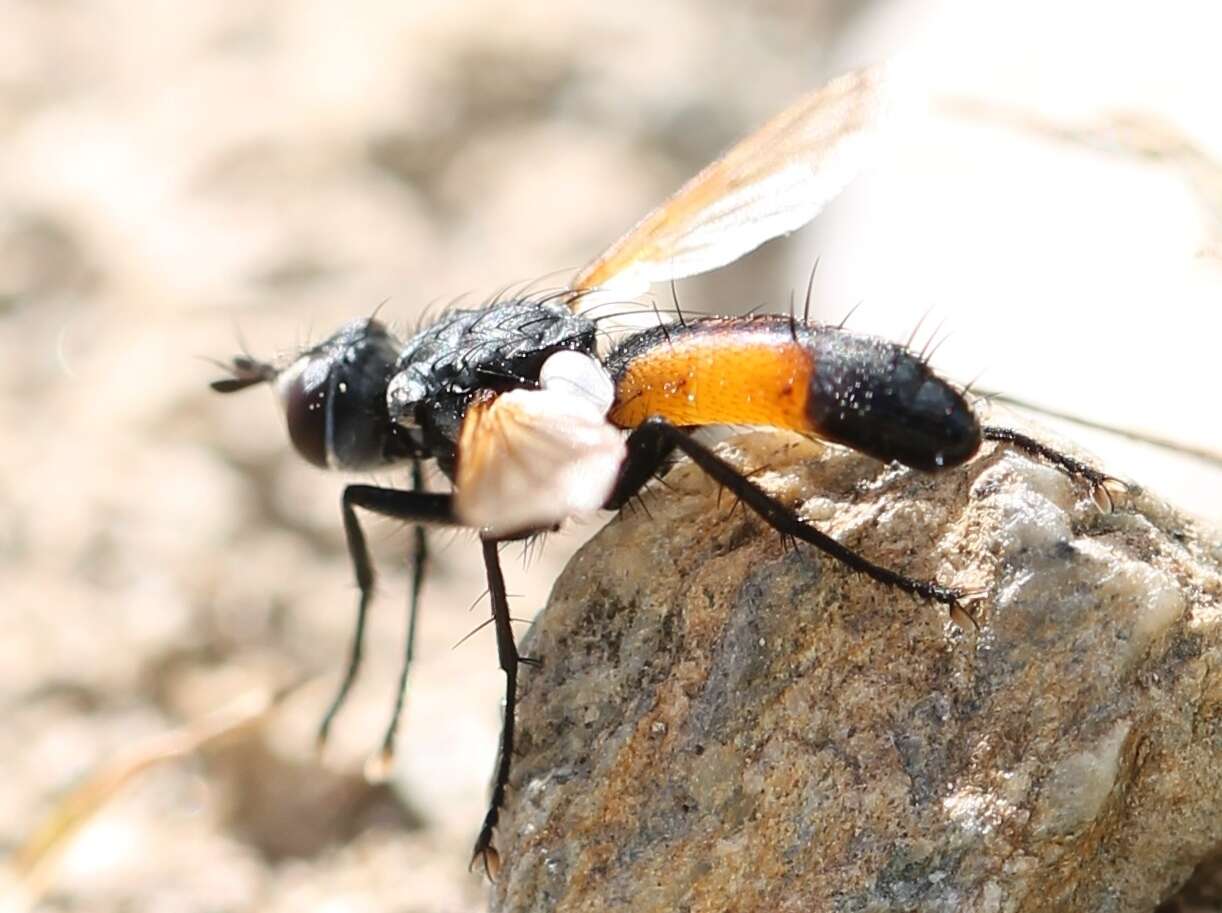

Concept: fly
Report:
left=211, top=64, right=1131, bottom=874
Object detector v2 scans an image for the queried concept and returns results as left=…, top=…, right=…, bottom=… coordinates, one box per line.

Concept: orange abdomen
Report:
left=606, top=318, right=814, bottom=430
left=603, top=315, right=982, bottom=472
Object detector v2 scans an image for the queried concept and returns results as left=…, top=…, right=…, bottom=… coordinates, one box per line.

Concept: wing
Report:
left=571, top=64, right=895, bottom=300
left=454, top=358, right=626, bottom=535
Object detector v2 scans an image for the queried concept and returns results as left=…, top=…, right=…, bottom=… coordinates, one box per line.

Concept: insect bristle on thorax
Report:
left=210, top=62, right=1176, bottom=875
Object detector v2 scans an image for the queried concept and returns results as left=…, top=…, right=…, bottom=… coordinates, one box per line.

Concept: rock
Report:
left=489, top=429, right=1222, bottom=913
left=1156, top=848, right=1222, bottom=913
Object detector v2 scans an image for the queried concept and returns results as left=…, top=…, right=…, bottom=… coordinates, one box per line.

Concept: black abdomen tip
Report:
left=807, top=329, right=980, bottom=471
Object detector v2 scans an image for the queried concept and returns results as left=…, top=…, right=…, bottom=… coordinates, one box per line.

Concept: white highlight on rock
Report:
left=1033, top=719, right=1131, bottom=837
left=942, top=785, right=1021, bottom=837
left=1112, top=563, right=1185, bottom=647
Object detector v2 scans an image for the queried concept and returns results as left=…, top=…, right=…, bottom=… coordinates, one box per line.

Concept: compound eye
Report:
left=273, top=319, right=406, bottom=471
left=277, top=356, right=331, bottom=468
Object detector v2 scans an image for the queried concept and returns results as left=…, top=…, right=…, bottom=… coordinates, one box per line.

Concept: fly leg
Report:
left=981, top=425, right=1130, bottom=512
left=471, top=536, right=521, bottom=878
left=318, top=484, right=527, bottom=878
left=370, top=461, right=429, bottom=774
left=317, top=484, right=457, bottom=752
left=606, top=418, right=970, bottom=610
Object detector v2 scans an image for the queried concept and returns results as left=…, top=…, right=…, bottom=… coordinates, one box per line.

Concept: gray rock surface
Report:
left=490, top=430, right=1222, bottom=913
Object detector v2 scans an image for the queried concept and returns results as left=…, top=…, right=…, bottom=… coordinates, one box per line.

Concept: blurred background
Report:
left=1, top=1, right=1219, bottom=911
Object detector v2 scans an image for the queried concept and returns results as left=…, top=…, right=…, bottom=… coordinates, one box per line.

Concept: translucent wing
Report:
left=455, top=354, right=626, bottom=536
left=571, top=64, right=895, bottom=300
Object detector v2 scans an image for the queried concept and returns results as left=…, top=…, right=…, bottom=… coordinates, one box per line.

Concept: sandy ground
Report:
left=2, top=2, right=1219, bottom=912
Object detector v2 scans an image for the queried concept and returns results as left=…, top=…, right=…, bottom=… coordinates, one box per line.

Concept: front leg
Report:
left=372, top=461, right=430, bottom=774
left=317, top=484, right=458, bottom=751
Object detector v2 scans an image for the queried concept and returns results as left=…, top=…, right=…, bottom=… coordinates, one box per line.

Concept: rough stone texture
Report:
left=492, top=430, right=1222, bottom=913
left=4, top=3, right=1219, bottom=911
left=0, top=5, right=863, bottom=911
left=1156, top=850, right=1222, bottom=913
